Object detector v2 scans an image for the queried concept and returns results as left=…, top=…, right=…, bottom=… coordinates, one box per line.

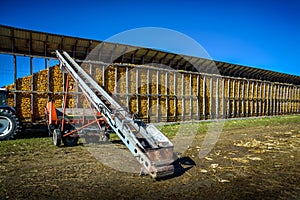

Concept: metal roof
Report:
left=0, top=24, right=299, bottom=85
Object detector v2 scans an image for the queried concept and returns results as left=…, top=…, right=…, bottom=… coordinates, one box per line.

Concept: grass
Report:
left=223, top=114, right=300, bottom=129
left=0, top=115, right=299, bottom=149
left=158, top=114, right=300, bottom=137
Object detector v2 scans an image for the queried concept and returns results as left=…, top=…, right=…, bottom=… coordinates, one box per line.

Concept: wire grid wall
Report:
left=5, top=59, right=300, bottom=123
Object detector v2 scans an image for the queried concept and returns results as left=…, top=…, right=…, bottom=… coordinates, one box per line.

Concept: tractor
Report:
left=0, top=88, right=20, bottom=140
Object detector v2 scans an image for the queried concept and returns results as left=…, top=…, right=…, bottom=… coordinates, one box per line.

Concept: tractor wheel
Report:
left=0, top=109, right=20, bottom=140
left=53, top=129, right=62, bottom=146
left=62, top=135, right=79, bottom=146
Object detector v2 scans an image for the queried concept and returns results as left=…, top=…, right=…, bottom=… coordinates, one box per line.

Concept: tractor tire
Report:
left=62, top=135, right=79, bottom=146
left=0, top=109, right=20, bottom=140
left=53, top=129, right=62, bottom=146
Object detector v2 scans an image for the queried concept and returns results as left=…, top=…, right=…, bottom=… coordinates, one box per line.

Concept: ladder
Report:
left=55, top=50, right=175, bottom=178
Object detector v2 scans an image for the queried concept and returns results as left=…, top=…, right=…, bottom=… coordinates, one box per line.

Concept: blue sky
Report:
left=0, top=0, right=299, bottom=86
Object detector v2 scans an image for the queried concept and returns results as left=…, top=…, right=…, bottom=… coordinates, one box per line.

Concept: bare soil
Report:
left=0, top=116, right=299, bottom=200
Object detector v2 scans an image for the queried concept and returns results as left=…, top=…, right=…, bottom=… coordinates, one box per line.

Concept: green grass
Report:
left=223, top=114, right=300, bottom=129
left=158, top=114, right=300, bottom=137
left=0, top=137, right=53, bottom=155
left=0, top=115, right=299, bottom=148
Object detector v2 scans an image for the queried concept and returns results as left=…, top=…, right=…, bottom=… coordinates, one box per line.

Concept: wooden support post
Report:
left=222, top=78, right=226, bottom=118
left=216, top=78, right=219, bottom=119
left=241, top=80, right=245, bottom=117
left=292, top=87, right=296, bottom=113
left=203, top=76, right=206, bottom=119
left=197, top=74, right=200, bottom=120
left=251, top=81, right=255, bottom=116
left=126, top=67, right=130, bottom=110
left=271, top=83, right=274, bottom=115
left=166, top=71, right=169, bottom=121
left=47, top=61, right=51, bottom=102
left=232, top=79, right=236, bottom=118
left=174, top=72, right=177, bottom=121
left=279, top=86, right=282, bottom=114
left=227, top=79, right=230, bottom=118
left=255, top=81, right=258, bottom=117
left=237, top=79, right=240, bottom=117
left=102, top=65, right=105, bottom=87
left=189, top=74, right=193, bottom=120
left=30, top=57, right=34, bottom=122
left=156, top=70, right=160, bottom=122
left=263, top=82, right=266, bottom=116
left=136, top=69, right=140, bottom=117
left=274, top=85, right=279, bottom=115
left=209, top=77, right=213, bottom=119
left=115, top=66, right=118, bottom=94
left=146, top=69, right=150, bottom=122
left=182, top=73, right=185, bottom=120
left=298, top=88, right=300, bottom=113
left=286, top=86, right=289, bottom=113
left=246, top=80, right=250, bottom=117
left=13, top=55, right=17, bottom=108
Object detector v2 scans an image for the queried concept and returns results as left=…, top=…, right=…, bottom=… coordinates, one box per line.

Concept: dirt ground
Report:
left=0, top=116, right=299, bottom=200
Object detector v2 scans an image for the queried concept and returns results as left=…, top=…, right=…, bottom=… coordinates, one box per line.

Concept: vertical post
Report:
left=227, top=79, right=230, bottom=118
left=273, top=84, right=277, bottom=115
left=174, top=72, right=177, bottom=121
left=279, top=85, right=282, bottom=114
left=270, top=84, right=273, bottom=115
left=290, top=87, right=293, bottom=113
left=13, top=55, right=17, bottom=108
left=263, top=82, right=266, bottom=116
left=222, top=78, right=225, bottom=118
left=255, top=81, right=258, bottom=116
left=156, top=70, right=160, bottom=122
left=259, top=82, right=262, bottom=116
left=30, top=57, right=34, bottom=122
left=115, top=66, right=118, bottom=95
left=146, top=69, right=150, bottom=122
left=295, top=87, right=300, bottom=113
left=165, top=71, right=169, bottom=121
left=209, top=77, right=213, bottom=119
left=189, top=74, right=193, bottom=120
left=241, top=80, right=245, bottom=117
left=297, top=87, right=300, bottom=113
left=44, top=57, right=47, bottom=70
left=286, top=86, right=289, bottom=114
left=237, top=79, right=240, bottom=117
left=102, top=65, right=105, bottom=87
left=136, top=68, right=139, bottom=117
left=197, top=74, right=200, bottom=120
left=292, top=87, right=295, bottom=113
left=281, top=85, right=284, bottom=114
left=251, top=81, right=255, bottom=116
left=246, top=80, right=250, bottom=117
left=232, top=79, right=236, bottom=118
left=47, top=59, right=51, bottom=102
left=203, top=76, right=206, bottom=119
left=126, top=67, right=130, bottom=109
left=181, top=73, right=185, bottom=121
left=216, top=77, right=219, bottom=119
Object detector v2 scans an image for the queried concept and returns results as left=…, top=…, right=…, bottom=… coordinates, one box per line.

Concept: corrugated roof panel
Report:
left=14, top=29, right=30, bottom=39
left=0, top=26, right=11, bottom=37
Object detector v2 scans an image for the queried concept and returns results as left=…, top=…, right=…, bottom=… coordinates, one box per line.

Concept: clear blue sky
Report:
left=0, top=0, right=299, bottom=85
